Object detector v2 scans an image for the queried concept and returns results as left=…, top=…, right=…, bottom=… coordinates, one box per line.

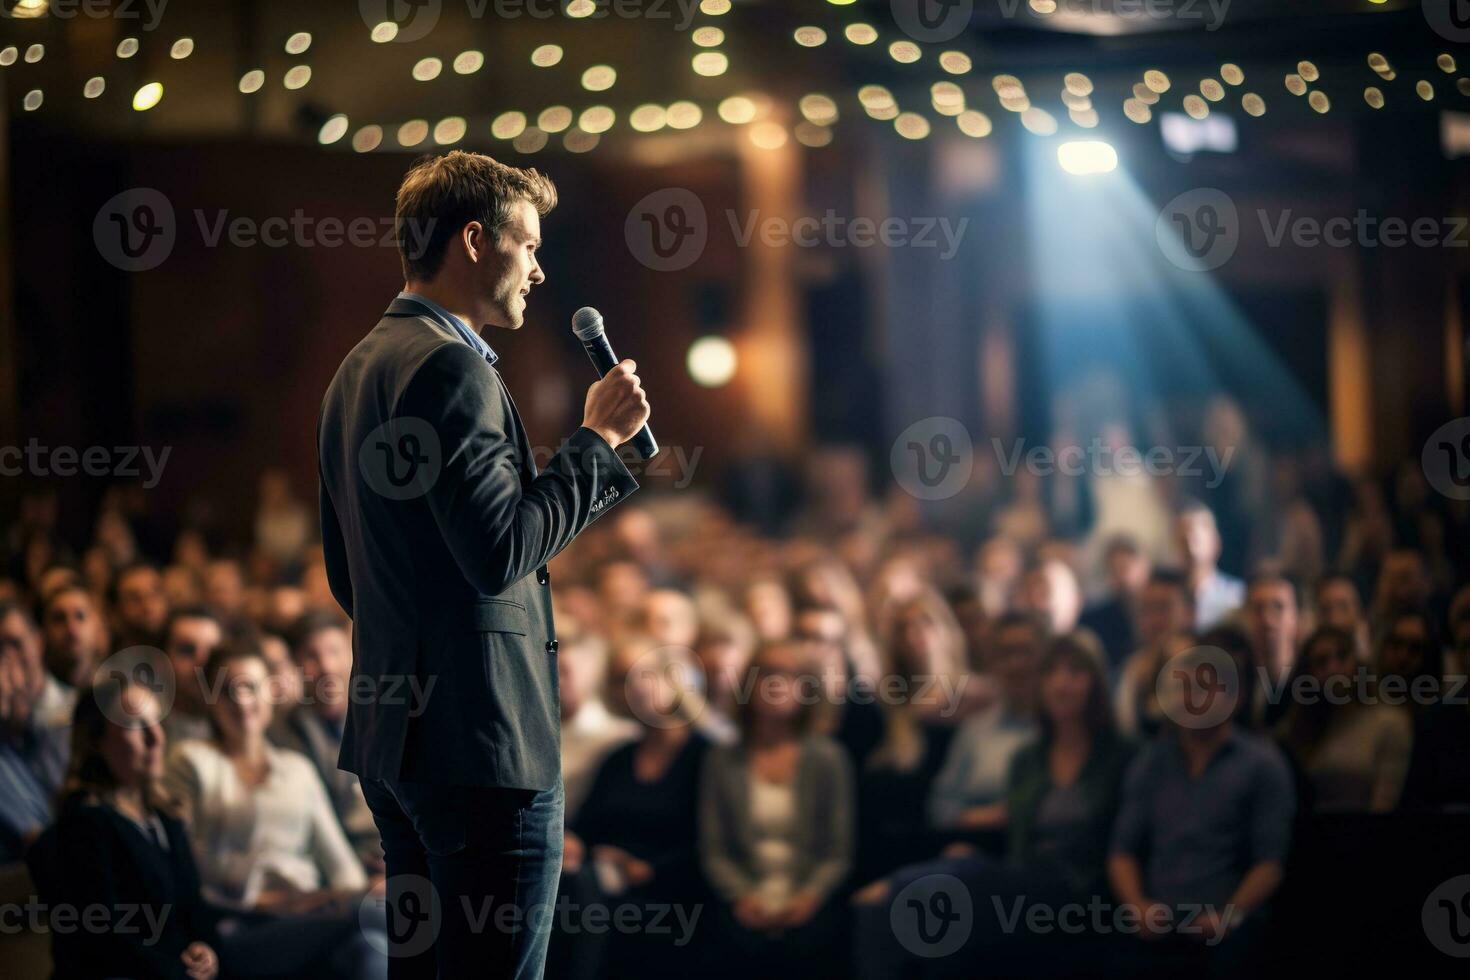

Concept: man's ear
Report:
left=461, top=221, right=485, bottom=264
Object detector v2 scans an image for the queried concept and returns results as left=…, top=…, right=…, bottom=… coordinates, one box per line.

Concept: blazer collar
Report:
left=385, top=294, right=500, bottom=366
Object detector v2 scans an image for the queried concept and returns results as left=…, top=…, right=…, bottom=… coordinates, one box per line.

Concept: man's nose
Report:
left=529, top=262, right=545, bottom=285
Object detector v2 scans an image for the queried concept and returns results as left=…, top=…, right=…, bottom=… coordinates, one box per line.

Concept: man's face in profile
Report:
left=477, top=199, right=544, bottom=330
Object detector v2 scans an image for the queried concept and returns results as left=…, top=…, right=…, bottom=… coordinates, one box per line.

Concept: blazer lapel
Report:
left=492, top=371, right=540, bottom=487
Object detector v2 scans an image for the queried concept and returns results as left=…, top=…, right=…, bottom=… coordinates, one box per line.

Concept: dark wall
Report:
left=8, top=124, right=744, bottom=548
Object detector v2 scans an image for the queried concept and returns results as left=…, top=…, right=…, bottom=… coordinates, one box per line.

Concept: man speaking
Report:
left=317, top=151, right=650, bottom=978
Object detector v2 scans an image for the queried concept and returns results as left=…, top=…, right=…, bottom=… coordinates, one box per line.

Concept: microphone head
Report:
left=571, top=307, right=605, bottom=341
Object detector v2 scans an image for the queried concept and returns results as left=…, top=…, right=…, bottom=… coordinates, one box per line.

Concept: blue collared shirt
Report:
left=1110, top=728, right=1295, bottom=910
left=399, top=290, right=499, bottom=366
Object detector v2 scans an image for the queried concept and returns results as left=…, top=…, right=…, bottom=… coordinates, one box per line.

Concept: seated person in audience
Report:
left=1114, top=570, right=1196, bottom=737
left=637, top=588, right=700, bottom=650
left=1313, top=574, right=1368, bottom=660
left=743, top=575, right=794, bottom=644
left=927, top=611, right=1045, bottom=840
left=1370, top=550, right=1438, bottom=636
left=41, top=583, right=109, bottom=692
left=160, top=606, right=225, bottom=745
left=164, top=643, right=385, bottom=980
left=1, top=598, right=73, bottom=730
left=853, top=633, right=1134, bottom=978
left=1397, top=604, right=1470, bottom=809
left=1275, top=626, right=1412, bottom=813
left=201, top=560, right=250, bottom=635
left=0, top=623, right=70, bottom=864
left=565, top=639, right=711, bottom=980
left=1080, top=534, right=1149, bottom=673
left=793, top=600, right=885, bottom=766
left=1108, top=646, right=1296, bottom=978
left=700, top=641, right=854, bottom=980
left=256, top=631, right=303, bottom=715
left=1018, top=556, right=1085, bottom=639
left=42, top=676, right=221, bottom=980
left=854, top=592, right=967, bottom=883
left=1176, top=500, right=1245, bottom=632
left=1200, top=625, right=1259, bottom=728
left=110, top=561, right=170, bottom=650
left=790, top=556, right=882, bottom=680
left=1243, top=572, right=1302, bottom=729
left=272, top=610, right=382, bottom=870
left=1373, top=606, right=1443, bottom=718
left=559, top=625, right=639, bottom=821
left=693, top=612, right=757, bottom=745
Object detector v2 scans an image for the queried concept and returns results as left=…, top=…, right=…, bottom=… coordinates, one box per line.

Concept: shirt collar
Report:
left=398, top=290, right=499, bottom=366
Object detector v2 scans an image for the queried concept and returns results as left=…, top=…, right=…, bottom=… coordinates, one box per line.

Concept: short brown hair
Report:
left=394, top=150, right=558, bottom=281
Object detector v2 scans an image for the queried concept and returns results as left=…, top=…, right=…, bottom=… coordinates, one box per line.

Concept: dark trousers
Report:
left=361, top=777, right=564, bottom=980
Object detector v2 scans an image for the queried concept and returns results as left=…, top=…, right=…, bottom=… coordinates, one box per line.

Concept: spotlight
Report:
left=687, top=337, right=736, bottom=387
left=1056, top=140, right=1117, bottom=176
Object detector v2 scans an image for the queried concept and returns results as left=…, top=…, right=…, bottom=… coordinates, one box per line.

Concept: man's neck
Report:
left=404, top=281, right=476, bottom=331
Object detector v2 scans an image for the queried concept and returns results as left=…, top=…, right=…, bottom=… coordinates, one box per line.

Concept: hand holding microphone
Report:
left=582, top=359, right=650, bottom=452
left=575, top=307, right=658, bottom=459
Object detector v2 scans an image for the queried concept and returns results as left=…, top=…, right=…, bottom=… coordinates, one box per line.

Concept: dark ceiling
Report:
left=0, top=0, right=1459, bottom=149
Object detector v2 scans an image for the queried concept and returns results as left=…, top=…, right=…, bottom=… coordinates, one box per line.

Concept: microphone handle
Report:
left=581, top=335, right=659, bottom=460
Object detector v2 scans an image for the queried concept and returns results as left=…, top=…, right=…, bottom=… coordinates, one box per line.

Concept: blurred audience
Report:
left=1, top=413, right=1467, bottom=979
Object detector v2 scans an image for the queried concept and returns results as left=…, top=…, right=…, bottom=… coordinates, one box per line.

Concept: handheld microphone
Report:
left=572, top=307, right=658, bottom=460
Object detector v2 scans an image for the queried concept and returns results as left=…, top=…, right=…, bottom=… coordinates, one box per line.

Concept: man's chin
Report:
left=493, top=299, right=526, bottom=330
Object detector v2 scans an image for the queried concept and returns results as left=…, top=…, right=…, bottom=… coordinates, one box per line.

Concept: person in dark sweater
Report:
left=853, top=633, right=1132, bottom=979
left=560, top=639, right=711, bottom=980
left=37, top=676, right=220, bottom=980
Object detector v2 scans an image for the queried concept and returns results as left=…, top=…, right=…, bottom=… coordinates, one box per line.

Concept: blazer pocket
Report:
left=469, top=597, right=530, bottom=635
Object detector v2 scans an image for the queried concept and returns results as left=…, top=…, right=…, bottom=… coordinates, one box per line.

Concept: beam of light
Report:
left=1022, top=137, right=1323, bottom=455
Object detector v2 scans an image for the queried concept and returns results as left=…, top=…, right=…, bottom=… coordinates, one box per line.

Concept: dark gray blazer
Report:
left=317, top=296, right=638, bottom=790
